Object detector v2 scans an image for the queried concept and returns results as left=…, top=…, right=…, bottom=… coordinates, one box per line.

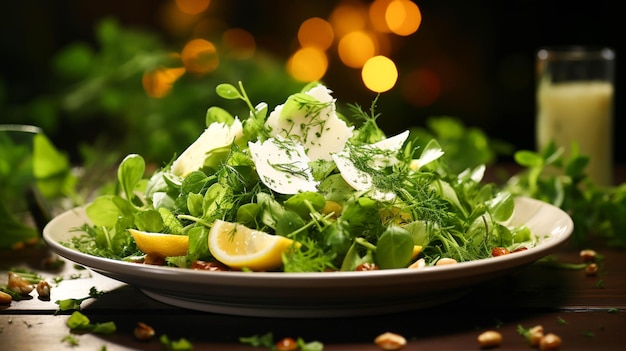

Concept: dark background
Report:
left=1, top=0, right=622, bottom=163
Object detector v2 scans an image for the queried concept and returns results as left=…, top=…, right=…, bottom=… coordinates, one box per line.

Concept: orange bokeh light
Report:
left=287, top=47, right=328, bottom=82
left=181, top=38, right=219, bottom=75
left=175, top=0, right=211, bottom=15
left=143, top=67, right=186, bottom=98
left=338, top=31, right=377, bottom=68
left=369, top=0, right=393, bottom=33
left=159, top=0, right=200, bottom=36
left=222, top=28, right=256, bottom=60
left=328, top=3, right=368, bottom=39
left=361, top=55, right=398, bottom=93
left=386, top=0, right=422, bottom=36
left=298, top=17, right=334, bottom=51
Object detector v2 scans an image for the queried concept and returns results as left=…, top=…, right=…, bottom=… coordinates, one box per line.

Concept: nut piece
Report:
left=275, top=337, right=298, bottom=351
left=7, top=272, right=34, bottom=295
left=408, top=258, right=426, bottom=269
left=539, top=333, right=562, bottom=350
left=374, top=332, right=407, bottom=350
left=477, top=330, right=502, bottom=348
left=134, top=322, right=155, bottom=341
left=585, top=263, right=598, bottom=276
left=585, top=263, right=599, bottom=276
left=436, top=258, right=457, bottom=266
left=36, top=281, right=51, bottom=299
left=0, top=291, right=13, bottom=304
left=527, top=325, right=544, bottom=346
left=579, top=249, right=597, bottom=262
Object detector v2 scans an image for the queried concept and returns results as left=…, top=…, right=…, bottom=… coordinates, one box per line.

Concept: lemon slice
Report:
left=208, top=219, right=295, bottom=271
left=412, top=245, right=423, bottom=259
left=129, top=229, right=189, bottom=257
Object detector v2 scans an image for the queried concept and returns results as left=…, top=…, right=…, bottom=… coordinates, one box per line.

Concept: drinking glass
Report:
left=536, top=46, right=615, bottom=186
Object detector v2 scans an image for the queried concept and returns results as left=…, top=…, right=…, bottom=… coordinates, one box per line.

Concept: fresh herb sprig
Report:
left=506, top=141, right=626, bottom=248
left=55, top=286, right=107, bottom=312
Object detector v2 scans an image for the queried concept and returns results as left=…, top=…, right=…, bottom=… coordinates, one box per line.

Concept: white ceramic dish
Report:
left=43, top=196, right=573, bottom=318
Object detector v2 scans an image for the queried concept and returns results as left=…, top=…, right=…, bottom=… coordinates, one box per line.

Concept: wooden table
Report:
left=1, top=237, right=625, bottom=351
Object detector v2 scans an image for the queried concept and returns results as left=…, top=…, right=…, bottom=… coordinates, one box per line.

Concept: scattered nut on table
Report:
left=579, top=249, right=597, bottom=262
left=134, top=322, right=155, bottom=341
left=7, top=272, right=34, bottom=295
left=275, top=337, right=298, bottom=351
left=36, top=281, right=51, bottom=299
left=585, top=263, right=599, bottom=276
left=539, top=333, right=562, bottom=350
left=0, top=291, right=12, bottom=304
left=477, top=330, right=502, bottom=348
left=374, top=332, right=407, bottom=350
left=527, top=325, right=544, bottom=346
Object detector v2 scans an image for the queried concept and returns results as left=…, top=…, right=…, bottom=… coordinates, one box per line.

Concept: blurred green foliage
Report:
left=2, top=17, right=303, bottom=166
left=409, top=116, right=514, bottom=174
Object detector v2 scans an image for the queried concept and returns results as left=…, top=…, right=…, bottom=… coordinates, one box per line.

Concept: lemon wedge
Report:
left=208, top=219, right=295, bottom=271
left=412, top=245, right=423, bottom=259
left=129, top=229, right=189, bottom=257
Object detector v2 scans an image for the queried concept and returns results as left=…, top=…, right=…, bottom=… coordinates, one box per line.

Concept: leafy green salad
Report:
left=66, top=81, right=537, bottom=272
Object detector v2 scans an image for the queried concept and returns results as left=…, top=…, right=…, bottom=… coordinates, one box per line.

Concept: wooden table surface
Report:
left=1, top=236, right=625, bottom=351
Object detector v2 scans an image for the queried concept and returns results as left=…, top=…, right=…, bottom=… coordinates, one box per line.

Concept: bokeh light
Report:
left=287, top=47, right=328, bottom=82
left=175, top=0, right=211, bottom=15
left=328, top=3, right=369, bottom=38
left=369, top=0, right=393, bottom=33
left=142, top=67, right=186, bottom=98
left=222, top=28, right=256, bottom=60
left=401, top=68, right=441, bottom=107
left=361, top=55, right=398, bottom=93
left=386, top=0, right=422, bottom=36
left=338, top=31, right=377, bottom=68
left=159, top=0, right=201, bottom=36
left=298, top=17, right=334, bottom=51
left=181, top=38, right=219, bottom=74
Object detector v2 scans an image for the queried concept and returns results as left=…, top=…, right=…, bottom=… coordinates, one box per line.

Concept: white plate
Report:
left=43, top=196, right=573, bottom=318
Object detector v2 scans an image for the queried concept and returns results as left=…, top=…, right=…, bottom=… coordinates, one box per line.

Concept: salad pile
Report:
left=66, top=82, right=536, bottom=272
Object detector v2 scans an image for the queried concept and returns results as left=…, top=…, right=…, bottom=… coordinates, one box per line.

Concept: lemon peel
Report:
left=208, top=219, right=295, bottom=271
left=129, top=229, right=189, bottom=257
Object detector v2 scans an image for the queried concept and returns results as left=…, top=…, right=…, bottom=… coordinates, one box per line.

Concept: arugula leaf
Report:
left=117, top=153, right=145, bottom=206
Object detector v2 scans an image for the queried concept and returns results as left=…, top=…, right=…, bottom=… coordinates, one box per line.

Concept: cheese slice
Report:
left=171, top=118, right=244, bottom=177
left=248, top=137, right=319, bottom=194
left=333, top=130, right=410, bottom=201
left=264, top=84, right=353, bottom=161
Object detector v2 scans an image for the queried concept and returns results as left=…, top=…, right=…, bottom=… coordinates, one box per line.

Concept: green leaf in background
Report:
left=0, top=202, right=39, bottom=249
left=33, top=133, right=75, bottom=199
left=410, top=116, right=513, bottom=174
left=52, top=42, right=94, bottom=80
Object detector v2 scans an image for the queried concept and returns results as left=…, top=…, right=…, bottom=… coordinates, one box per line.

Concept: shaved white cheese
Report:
left=171, top=118, right=244, bottom=177
left=249, top=137, right=319, bottom=194
left=265, top=84, right=353, bottom=161
left=368, top=130, right=410, bottom=168
left=333, top=130, right=410, bottom=201
left=410, top=146, right=445, bottom=171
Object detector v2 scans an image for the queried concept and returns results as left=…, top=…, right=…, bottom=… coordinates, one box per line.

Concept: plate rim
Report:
left=42, top=196, right=573, bottom=316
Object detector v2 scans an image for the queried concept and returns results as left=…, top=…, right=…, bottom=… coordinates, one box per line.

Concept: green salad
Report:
left=66, top=81, right=536, bottom=272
